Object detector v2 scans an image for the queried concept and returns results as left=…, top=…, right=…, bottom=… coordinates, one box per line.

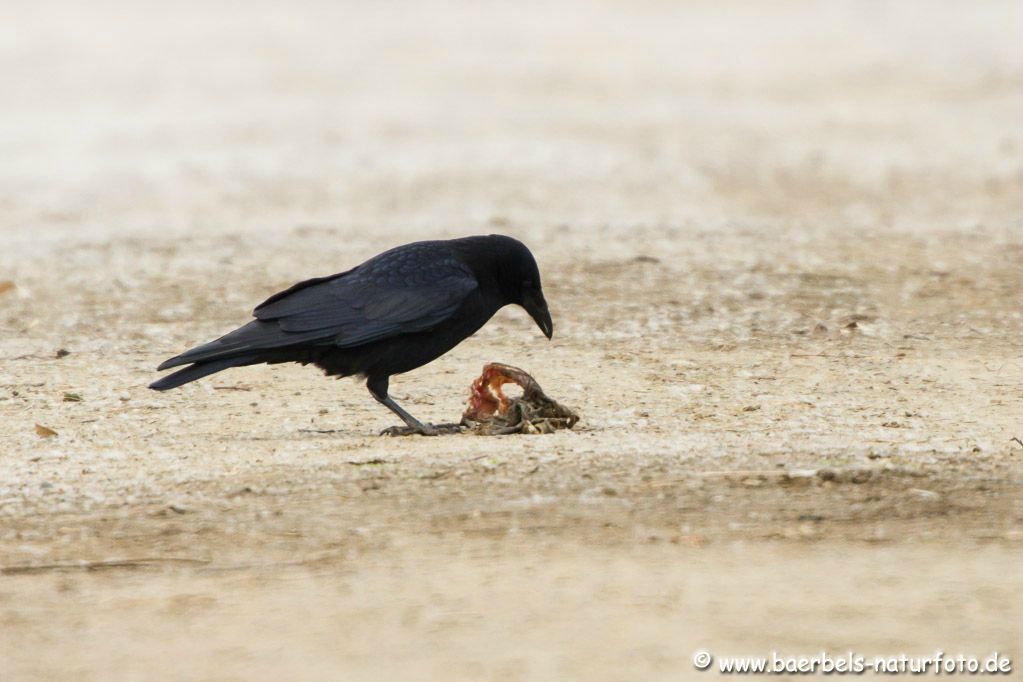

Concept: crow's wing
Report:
left=158, top=243, right=479, bottom=371
left=253, top=243, right=478, bottom=346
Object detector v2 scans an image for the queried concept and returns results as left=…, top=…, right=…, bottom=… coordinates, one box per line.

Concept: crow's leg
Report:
left=366, top=375, right=461, bottom=437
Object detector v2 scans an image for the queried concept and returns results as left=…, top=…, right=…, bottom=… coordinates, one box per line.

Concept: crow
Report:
left=149, top=234, right=553, bottom=436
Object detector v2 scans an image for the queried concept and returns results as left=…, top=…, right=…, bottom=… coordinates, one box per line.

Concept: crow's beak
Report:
left=524, top=294, right=554, bottom=340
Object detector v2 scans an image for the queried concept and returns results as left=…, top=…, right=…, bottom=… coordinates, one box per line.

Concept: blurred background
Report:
left=2, top=0, right=1019, bottom=254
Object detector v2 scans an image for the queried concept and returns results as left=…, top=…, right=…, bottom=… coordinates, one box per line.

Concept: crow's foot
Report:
left=380, top=422, right=463, bottom=437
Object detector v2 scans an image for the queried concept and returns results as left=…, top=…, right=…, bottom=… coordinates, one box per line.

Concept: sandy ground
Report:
left=1, top=1, right=1022, bottom=680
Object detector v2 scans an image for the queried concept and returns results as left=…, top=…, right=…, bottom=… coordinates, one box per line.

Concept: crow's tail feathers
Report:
left=148, top=355, right=257, bottom=391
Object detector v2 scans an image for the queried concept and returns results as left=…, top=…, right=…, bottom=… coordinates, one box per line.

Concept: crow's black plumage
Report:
left=149, top=234, right=553, bottom=435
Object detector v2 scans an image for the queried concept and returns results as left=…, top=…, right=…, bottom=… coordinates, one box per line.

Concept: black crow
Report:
left=149, top=234, right=553, bottom=435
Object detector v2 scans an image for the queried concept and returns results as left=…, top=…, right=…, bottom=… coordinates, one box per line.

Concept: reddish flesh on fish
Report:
left=464, top=363, right=535, bottom=422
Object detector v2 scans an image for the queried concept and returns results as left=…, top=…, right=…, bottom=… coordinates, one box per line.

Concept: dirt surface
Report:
left=2, top=1, right=1022, bottom=680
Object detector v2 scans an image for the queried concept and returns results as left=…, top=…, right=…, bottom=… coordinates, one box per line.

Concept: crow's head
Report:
left=516, top=266, right=553, bottom=341
left=480, top=234, right=553, bottom=340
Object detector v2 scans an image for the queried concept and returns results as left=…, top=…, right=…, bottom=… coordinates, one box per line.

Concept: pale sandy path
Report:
left=1, top=1, right=1021, bottom=680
